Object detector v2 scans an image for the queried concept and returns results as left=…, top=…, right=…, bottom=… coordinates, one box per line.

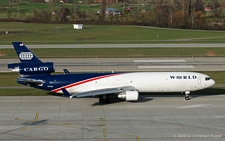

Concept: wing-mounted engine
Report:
left=118, top=90, right=139, bottom=101
left=8, top=62, right=55, bottom=76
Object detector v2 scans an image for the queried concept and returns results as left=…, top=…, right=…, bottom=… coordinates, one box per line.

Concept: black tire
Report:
left=99, top=98, right=104, bottom=104
left=185, top=96, right=190, bottom=100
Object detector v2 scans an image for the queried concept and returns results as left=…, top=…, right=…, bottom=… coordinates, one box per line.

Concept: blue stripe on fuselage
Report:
left=17, top=72, right=122, bottom=91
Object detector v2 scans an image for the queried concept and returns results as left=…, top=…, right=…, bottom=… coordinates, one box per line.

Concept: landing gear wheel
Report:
left=99, top=95, right=104, bottom=104
left=99, top=98, right=104, bottom=104
left=184, top=91, right=191, bottom=100
left=98, top=95, right=110, bottom=104
left=185, top=96, right=190, bottom=100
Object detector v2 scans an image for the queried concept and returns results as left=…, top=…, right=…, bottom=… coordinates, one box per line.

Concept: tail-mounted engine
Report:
left=8, top=62, right=55, bottom=75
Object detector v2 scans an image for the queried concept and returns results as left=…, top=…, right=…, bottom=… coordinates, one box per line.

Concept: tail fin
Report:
left=8, top=42, right=55, bottom=76
left=12, top=42, right=42, bottom=64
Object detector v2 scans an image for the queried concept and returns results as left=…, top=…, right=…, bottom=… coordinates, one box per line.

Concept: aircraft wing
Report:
left=76, top=86, right=136, bottom=98
left=76, top=88, right=122, bottom=98
left=62, top=86, right=136, bottom=98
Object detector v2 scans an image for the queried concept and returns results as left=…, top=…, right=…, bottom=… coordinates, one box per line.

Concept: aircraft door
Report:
left=198, top=77, right=201, bottom=84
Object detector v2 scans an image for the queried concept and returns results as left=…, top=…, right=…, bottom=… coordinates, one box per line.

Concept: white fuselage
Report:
left=65, top=72, right=215, bottom=94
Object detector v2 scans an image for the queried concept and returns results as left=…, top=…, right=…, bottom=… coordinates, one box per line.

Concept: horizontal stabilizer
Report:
left=8, top=63, right=23, bottom=69
left=17, top=78, right=44, bottom=85
left=25, top=80, right=44, bottom=85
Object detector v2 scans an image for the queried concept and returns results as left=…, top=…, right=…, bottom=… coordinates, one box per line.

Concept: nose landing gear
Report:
left=184, top=91, right=191, bottom=100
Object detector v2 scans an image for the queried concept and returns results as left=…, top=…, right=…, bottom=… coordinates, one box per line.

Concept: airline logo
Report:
left=19, top=52, right=33, bottom=60
left=170, top=75, right=197, bottom=79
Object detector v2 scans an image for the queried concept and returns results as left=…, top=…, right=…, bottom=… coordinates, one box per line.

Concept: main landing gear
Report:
left=184, top=91, right=191, bottom=100
left=99, top=95, right=110, bottom=104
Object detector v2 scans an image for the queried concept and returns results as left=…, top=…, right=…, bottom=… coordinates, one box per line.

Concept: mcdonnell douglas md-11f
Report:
left=8, top=42, right=215, bottom=103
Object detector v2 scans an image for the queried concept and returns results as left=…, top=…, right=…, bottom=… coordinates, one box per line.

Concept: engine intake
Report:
left=118, top=90, right=139, bottom=101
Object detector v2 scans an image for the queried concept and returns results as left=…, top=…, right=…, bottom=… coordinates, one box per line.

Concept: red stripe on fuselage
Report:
left=52, top=73, right=120, bottom=93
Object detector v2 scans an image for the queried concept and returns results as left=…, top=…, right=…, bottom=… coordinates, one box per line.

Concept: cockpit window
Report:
left=205, top=77, right=211, bottom=81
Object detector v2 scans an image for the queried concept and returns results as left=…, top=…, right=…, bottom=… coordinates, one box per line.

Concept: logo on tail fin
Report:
left=19, top=52, right=33, bottom=60
left=8, top=42, right=55, bottom=76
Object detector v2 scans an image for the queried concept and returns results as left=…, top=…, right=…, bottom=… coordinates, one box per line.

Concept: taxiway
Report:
left=1, top=57, right=225, bottom=72
left=0, top=95, right=224, bottom=141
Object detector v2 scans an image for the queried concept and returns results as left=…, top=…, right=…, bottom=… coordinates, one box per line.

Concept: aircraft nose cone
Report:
left=211, top=79, right=215, bottom=86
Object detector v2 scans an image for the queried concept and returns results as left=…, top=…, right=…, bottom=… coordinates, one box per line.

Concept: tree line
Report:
left=0, top=0, right=225, bottom=30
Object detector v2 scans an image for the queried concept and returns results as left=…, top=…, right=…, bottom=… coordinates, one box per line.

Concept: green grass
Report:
left=0, top=88, right=53, bottom=96
left=0, top=73, right=19, bottom=86
left=1, top=47, right=225, bottom=59
left=0, top=23, right=225, bottom=44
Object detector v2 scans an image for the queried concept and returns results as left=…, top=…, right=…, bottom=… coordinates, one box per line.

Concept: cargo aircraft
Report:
left=8, top=42, right=215, bottom=103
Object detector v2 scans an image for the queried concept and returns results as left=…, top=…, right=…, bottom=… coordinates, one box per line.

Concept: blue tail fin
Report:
left=8, top=42, right=55, bottom=76
left=12, top=42, right=42, bottom=64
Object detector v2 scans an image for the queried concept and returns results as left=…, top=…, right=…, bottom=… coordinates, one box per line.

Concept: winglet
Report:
left=61, top=88, right=74, bottom=99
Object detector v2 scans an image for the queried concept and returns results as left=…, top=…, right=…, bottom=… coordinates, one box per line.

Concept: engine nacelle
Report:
left=118, top=90, right=139, bottom=101
left=8, top=62, right=55, bottom=75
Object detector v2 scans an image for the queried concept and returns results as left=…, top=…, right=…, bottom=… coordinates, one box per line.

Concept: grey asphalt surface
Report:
left=0, top=95, right=225, bottom=141
left=0, top=44, right=225, bottom=48
left=2, top=57, right=225, bottom=72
